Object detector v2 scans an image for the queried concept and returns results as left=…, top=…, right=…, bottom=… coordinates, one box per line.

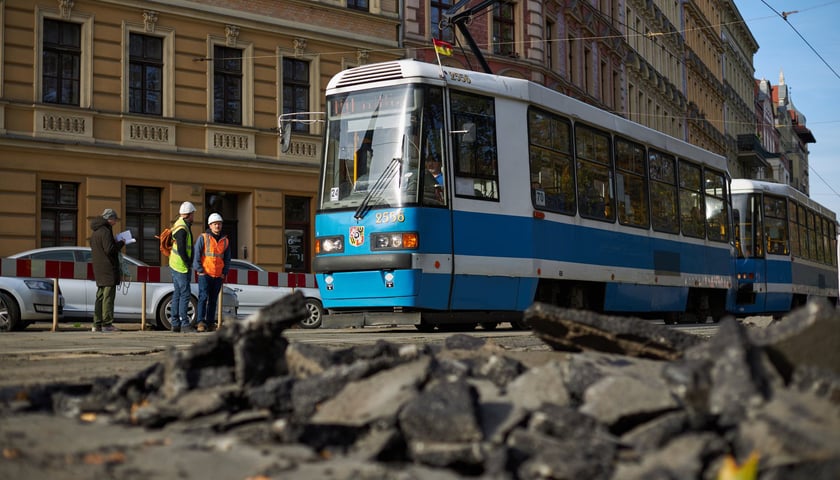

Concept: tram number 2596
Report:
left=375, top=210, right=405, bottom=224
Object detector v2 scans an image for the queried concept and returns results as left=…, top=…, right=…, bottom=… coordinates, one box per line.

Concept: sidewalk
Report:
left=0, top=321, right=205, bottom=355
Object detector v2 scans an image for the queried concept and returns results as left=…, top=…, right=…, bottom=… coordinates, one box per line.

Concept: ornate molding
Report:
left=356, top=49, right=370, bottom=65
left=225, top=25, right=240, bottom=47
left=143, top=10, right=158, bottom=33
left=207, top=128, right=255, bottom=157
left=58, top=0, right=74, bottom=19
left=293, top=38, right=307, bottom=56
left=34, top=108, right=93, bottom=141
left=121, top=118, right=176, bottom=149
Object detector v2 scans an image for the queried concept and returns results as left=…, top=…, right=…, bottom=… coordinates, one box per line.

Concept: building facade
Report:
left=1, top=0, right=817, bottom=270
left=0, top=0, right=400, bottom=270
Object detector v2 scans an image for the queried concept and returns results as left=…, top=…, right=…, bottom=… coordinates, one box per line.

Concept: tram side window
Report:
left=816, top=214, right=826, bottom=263
left=763, top=195, right=789, bottom=255
left=678, top=160, right=705, bottom=238
left=798, top=204, right=810, bottom=260
left=829, top=220, right=838, bottom=267
left=704, top=169, right=728, bottom=242
left=615, top=137, right=649, bottom=228
left=450, top=91, right=499, bottom=200
left=807, top=210, right=817, bottom=260
left=788, top=201, right=800, bottom=257
left=527, top=108, right=575, bottom=214
left=649, top=150, right=678, bottom=234
left=575, top=124, right=614, bottom=221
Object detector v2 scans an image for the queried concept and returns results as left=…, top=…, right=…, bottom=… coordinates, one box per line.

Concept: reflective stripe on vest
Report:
left=201, top=233, right=229, bottom=277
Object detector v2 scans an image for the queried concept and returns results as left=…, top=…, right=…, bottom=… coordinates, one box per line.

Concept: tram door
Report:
left=735, top=194, right=767, bottom=311
left=445, top=91, right=521, bottom=311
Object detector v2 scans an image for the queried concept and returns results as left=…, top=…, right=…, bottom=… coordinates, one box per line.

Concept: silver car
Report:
left=229, top=259, right=324, bottom=328
left=0, top=276, right=65, bottom=331
left=9, top=247, right=237, bottom=330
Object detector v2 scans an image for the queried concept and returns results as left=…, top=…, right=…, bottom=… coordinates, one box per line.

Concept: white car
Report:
left=9, top=247, right=237, bottom=330
left=0, top=276, right=65, bottom=331
left=229, top=259, right=324, bottom=328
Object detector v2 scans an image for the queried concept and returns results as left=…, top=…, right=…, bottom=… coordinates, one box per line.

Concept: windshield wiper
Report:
left=354, top=156, right=402, bottom=220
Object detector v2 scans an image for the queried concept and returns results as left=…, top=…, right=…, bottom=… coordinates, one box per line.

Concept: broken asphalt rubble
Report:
left=2, top=292, right=839, bottom=479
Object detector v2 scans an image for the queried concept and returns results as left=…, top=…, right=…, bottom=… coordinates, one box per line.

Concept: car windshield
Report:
left=320, top=84, right=447, bottom=212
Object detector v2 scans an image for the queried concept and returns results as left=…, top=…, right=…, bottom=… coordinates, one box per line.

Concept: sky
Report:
left=732, top=0, right=840, bottom=219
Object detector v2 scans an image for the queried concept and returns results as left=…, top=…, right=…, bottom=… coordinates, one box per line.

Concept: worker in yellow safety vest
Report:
left=169, top=201, right=195, bottom=332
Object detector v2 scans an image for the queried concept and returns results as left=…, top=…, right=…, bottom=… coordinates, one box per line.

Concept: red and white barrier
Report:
left=1, top=257, right=317, bottom=332
left=1, top=258, right=316, bottom=287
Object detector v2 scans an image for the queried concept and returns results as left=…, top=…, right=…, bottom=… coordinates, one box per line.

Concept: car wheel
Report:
left=300, top=298, right=324, bottom=329
left=157, top=294, right=198, bottom=330
left=0, top=292, right=21, bottom=332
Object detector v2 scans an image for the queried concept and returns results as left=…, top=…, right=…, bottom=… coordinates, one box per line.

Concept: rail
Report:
left=0, top=258, right=317, bottom=332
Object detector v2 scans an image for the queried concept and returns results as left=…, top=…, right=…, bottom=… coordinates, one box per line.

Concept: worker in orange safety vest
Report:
left=193, top=212, right=231, bottom=332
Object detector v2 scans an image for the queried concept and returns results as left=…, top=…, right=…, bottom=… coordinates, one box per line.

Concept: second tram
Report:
left=731, top=179, right=838, bottom=315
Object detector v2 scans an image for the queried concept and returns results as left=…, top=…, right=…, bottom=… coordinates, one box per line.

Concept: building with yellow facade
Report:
left=0, top=0, right=399, bottom=271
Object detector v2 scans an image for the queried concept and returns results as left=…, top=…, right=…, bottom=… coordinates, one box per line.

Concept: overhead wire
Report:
left=754, top=0, right=840, bottom=204
left=194, top=2, right=840, bottom=204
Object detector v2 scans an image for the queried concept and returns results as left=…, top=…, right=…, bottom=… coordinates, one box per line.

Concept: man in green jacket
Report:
left=89, top=208, right=125, bottom=332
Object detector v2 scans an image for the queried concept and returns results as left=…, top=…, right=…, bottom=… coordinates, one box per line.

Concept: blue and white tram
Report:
left=730, top=179, right=839, bottom=315
left=314, top=60, right=735, bottom=328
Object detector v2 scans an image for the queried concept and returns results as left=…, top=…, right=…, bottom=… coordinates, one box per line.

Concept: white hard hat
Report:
left=207, top=213, right=223, bottom=225
left=179, top=201, right=196, bottom=215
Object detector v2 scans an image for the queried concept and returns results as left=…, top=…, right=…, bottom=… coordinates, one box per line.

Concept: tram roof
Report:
left=328, top=59, right=728, bottom=173
left=731, top=179, right=838, bottom=220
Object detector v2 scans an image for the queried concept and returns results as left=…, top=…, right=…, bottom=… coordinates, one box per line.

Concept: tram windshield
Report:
left=319, top=84, right=447, bottom=213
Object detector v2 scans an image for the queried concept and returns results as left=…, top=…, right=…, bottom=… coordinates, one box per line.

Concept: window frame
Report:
left=347, top=0, right=370, bottom=12
left=125, top=185, right=162, bottom=265
left=123, top=24, right=174, bottom=117
left=678, top=160, right=705, bottom=239
left=36, top=8, right=93, bottom=107
left=213, top=44, right=244, bottom=125
left=492, top=2, right=516, bottom=56
left=282, top=57, right=311, bottom=133
left=574, top=123, right=615, bottom=222
left=40, top=181, right=79, bottom=248
left=527, top=107, right=576, bottom=215
left=128, top=33, right=163, bottom=115
left=614, top=136, right=649, bottom=228
left=648, top=149, right=679, bottom=234
left=450, top=90, right=499, bottom=201
left=431, top=0, right=456, bottom=43
left=206, top=37, right=253, bottom=126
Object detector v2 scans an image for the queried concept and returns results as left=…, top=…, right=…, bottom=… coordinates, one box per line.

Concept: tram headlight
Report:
left=316, top=236, right=344, bottom=254
left=371, top=232, right=419, bottom=250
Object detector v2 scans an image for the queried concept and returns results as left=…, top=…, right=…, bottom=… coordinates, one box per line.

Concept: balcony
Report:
left=736, top=134, right=772, bottom=170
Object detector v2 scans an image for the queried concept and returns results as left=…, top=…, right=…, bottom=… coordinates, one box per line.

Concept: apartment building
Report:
left=0, top=0, right=399, bottom=271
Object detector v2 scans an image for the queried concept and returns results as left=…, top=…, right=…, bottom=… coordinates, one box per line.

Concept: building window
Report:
left=125, top=186, right=161, bottom=265
left=213, top=45, right=242, bottom=125
left=41, top=181, right=78, bottom=247
left=546, top=19, right=555, bottom=70
left=347, top=0, right=369, bottom=12
left=42, top=19, right=81, bottom=105
left=451, top=91, right=499, bottom=200
left=129, top=34, right=163, bottom=115
left=431, top=0, right=456, bottom=43
left=493, top=2, right=515, bottom=56
left=283, top=58, right=310, bottom=133
left=567, top=34, right=576, bottom=83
